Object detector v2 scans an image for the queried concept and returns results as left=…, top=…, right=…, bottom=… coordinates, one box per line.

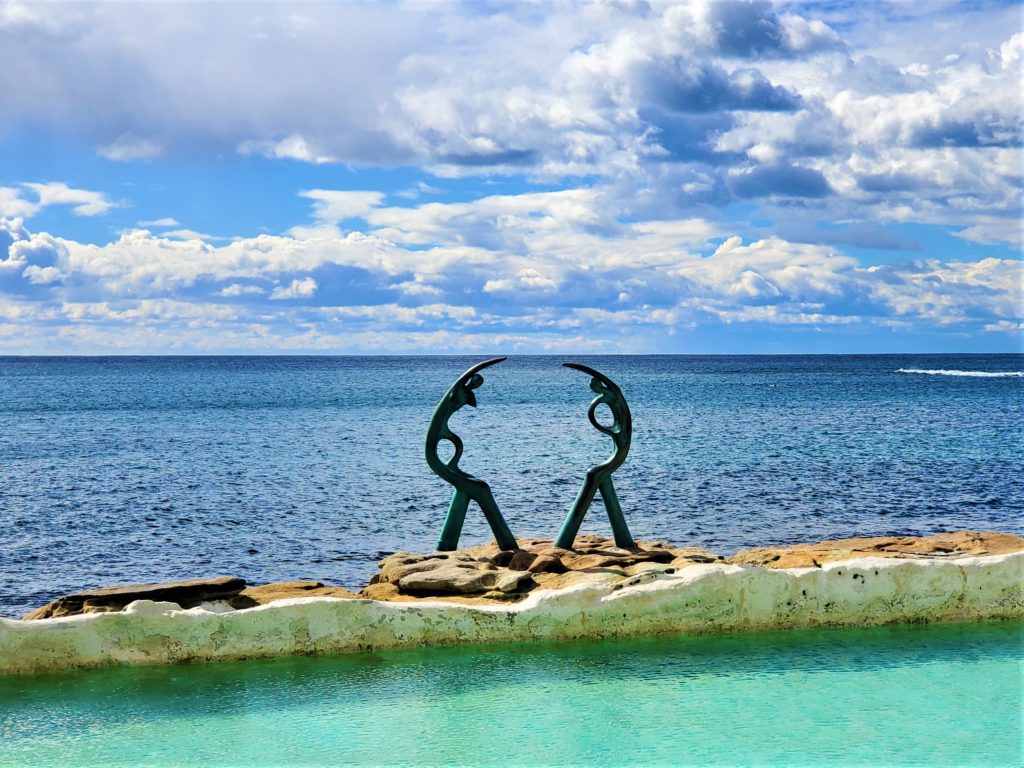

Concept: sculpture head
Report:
left=451, top=373, right=485, bottom=409
left=445, top=357, right=505, bottom=415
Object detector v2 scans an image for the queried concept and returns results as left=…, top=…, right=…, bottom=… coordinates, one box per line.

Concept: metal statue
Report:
left=555, top=362, right=635, bottom=549
left=425, top=357, right=518, bottom=552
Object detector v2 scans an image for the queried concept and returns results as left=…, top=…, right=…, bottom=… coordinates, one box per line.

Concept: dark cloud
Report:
left=639, top=109, right=743, bottom=165
left=729, top=165, right=833, bottom=198
left=437, top=149, right=537, bottom=167
left=857, top=172, right=925, bottom=193
left=705, top=0, right=841, bottom=58
left=912, top=116, right=1023, bottom=148
left=707, top=1, right=786, bottom=57
left=835, top=55, right=928, bottom=94
left=643, top=59, right=802, bottom=113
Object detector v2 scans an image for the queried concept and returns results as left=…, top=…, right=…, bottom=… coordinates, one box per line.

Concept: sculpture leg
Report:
left=436, top=489, right=470, bottom=551
left=555, top=474, right=600, bottom=549
left=475, top=486, right=518, bottom=552
left=599, top=477, right=635, bottom=548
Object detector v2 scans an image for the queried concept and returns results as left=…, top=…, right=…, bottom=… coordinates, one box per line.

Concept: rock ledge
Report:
left=3, top=531, right=1020, bottom=676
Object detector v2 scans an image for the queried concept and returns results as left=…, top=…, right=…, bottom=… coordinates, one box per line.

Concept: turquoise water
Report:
left=1, top=621, right=1021, bottom=767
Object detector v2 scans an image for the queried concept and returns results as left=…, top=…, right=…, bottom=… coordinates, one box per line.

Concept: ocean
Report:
left=1, top=354, right=1021, bottom=618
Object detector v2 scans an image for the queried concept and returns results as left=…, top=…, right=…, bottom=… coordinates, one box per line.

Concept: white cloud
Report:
left=162, top=229, right=224, bottom=241
left=137, top=217, right=180, bottom=227
left=97, top=134, right=164, bottom=161
left=483, top=268, right=559, bottom=293
left=389, top=278, right=442, bottom=297
left=2, top=200, right=1018, bottom=354
left=1, top=183, right=114, bottom=219
left=219, top=283, right=265, bottom=297
left=0, top=2, right=1019, bottom=245
left=0, top=188, right=38, bottom=218
left=22, top=264, right=63, bottom=284
left=24, top=182, right=114, bottom=216
left=270, top=277, right=318, bottom=300
left=299, top=189, right=386, bottom=224
left=239, top=135, right=336, bottom=164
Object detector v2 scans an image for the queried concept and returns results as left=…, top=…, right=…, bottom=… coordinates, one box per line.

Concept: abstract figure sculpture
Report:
left=555, top=362, right=636, bottom=549
left=425, top=357, right=518, bottom=552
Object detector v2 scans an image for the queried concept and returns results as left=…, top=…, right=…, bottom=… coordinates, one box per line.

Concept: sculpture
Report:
left=425, top=357, right=518, bottom=552
left=555, top=362, right=635, bottom=549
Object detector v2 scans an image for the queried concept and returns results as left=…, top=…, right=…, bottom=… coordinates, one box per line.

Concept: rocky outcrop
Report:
left=234, top=581, right=361, bottom=608
left=727, top=531, right=1022, bottom=569
left=22, top=576, right=248, bottom=620
left=361, top=534, right=697, bottom=603
left=1, top=542, right=1020, bottom=676
left=22, top=531, right=1023, bottom=618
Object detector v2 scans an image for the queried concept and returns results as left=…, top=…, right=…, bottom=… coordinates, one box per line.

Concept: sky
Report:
left=0, top=0, right=1021, bottom=355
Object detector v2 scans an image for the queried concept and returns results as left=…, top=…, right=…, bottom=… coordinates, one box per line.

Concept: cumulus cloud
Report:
left=219, top=283, right=265, bottom=298
left=0, top=183, right=114, bottom=218
left=1, top=191, right=1019, bottom=352
left=22, top=265, right=63, bottom=284
left=270, top=277, right=318, bottom=300
left=728, top=164, right=832, bottom=198
left=0, top=2, right=1020, bottom=351
left=0, top=0, right=1018, bottom=247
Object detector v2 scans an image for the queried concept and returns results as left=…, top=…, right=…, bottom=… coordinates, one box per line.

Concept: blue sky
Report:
left=0, top=0, right=1021, bottom=354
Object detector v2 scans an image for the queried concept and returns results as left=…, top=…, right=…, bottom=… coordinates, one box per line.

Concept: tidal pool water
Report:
left=0, top=620, right=1020, bottom=767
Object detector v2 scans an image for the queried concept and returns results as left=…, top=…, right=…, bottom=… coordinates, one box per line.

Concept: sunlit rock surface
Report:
left=2, top=532, right=1021, bottom=675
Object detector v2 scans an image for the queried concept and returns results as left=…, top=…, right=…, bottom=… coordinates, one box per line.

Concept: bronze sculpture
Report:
left=425, top=357, right=518, bottom=552
left=555, top=362, right=635, bottom=549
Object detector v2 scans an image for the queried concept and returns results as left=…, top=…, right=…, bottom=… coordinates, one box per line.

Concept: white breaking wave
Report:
left=897, top=368, right=1023, bottom=378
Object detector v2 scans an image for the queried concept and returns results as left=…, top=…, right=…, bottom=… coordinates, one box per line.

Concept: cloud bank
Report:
left=0, top=0, right=1020, bottom=352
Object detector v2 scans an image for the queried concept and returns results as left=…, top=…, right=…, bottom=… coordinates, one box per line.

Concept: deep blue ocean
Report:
left=1, top=354, right=1021, bottom=618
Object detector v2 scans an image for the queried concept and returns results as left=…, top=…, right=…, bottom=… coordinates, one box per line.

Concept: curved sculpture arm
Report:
left=587, top=399, right=618, bottom=438
left=453, top=356, right=507, bottom=391
left=438, top=429, right=464, bottom=469
left=425, top=356, right=506, bottom=479
left=563, top=362, right=632, bottom=472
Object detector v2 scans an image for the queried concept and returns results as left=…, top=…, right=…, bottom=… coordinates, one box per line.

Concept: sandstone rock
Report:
left=527, top=555, right=566, bottom=574
left=625, top=562, right=677, bottom=576
left=727, top=531, right=1024, bottom=569
left=377, top=553, right=473, bottom=585
left=23, top=576, right=246, bottom=620
left=508, top=550, right=538, bottom=571
left=772, top=552, right=820, bottom=569
left=489, top=550, right=517, bottom=567
left=396, top=562, right=533, bottom=594
left=360, top=582, right=401, bottom=601
left=24, top=532, right=1022, bottom=622
left=234, top=581, right=360, bottom=608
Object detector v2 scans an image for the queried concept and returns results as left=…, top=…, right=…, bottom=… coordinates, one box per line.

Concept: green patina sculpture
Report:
left=555, top=362, right=636, bottom=549
left=426, top=357, right=518, bottom=552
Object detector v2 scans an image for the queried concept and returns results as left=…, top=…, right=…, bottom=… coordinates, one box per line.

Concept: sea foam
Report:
left=897, top=368, right=1023, bottom=378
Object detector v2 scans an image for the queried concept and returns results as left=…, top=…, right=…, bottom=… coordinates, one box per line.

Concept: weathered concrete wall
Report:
left=2, top=552, right=1020, bottom=676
